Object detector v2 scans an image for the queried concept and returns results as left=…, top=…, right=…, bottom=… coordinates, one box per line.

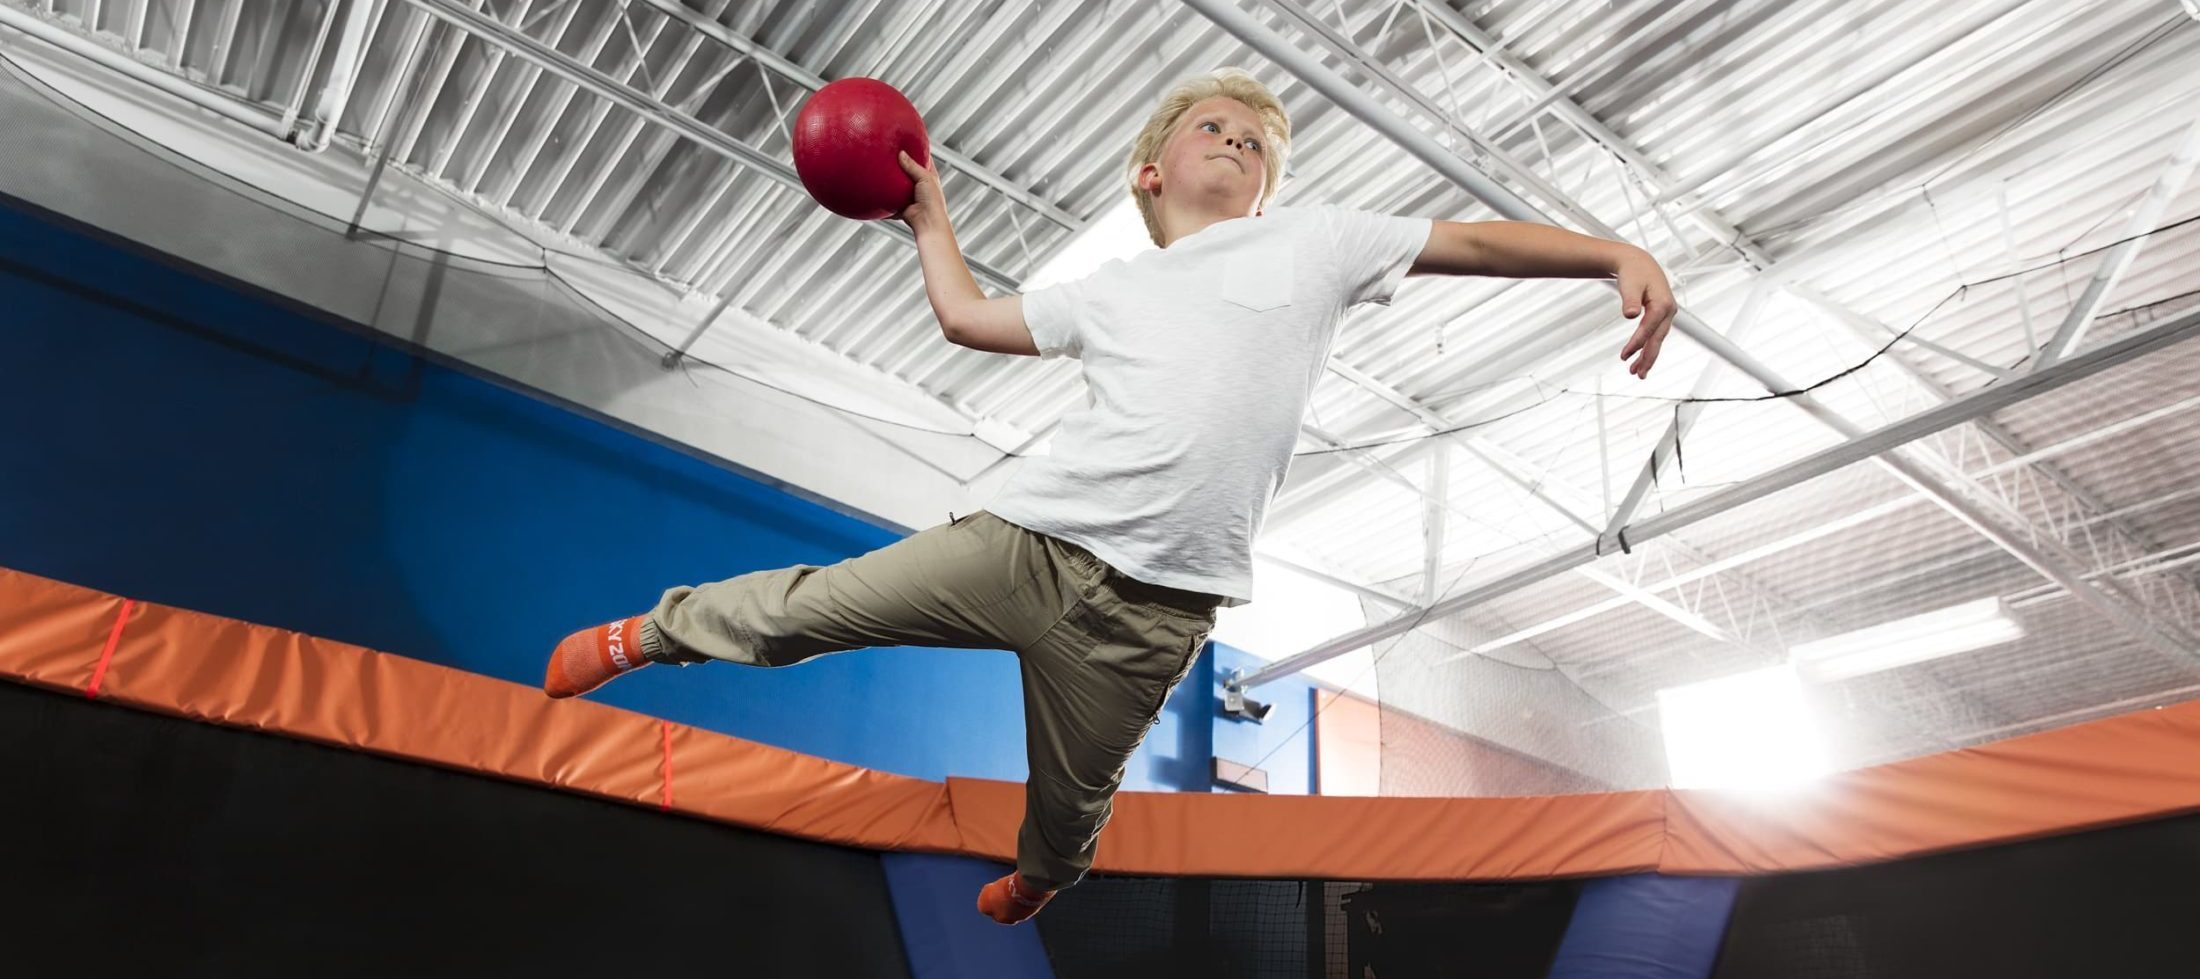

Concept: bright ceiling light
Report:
left=1023, top=197, right=1155, bottom=291
left=1658, top=664, right=1830, bottom=792
left=1790, top=598, right=2023, bottom=682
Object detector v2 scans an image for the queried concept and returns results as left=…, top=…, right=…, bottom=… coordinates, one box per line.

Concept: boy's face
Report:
left=1142, top=96, right=1268, bottom=217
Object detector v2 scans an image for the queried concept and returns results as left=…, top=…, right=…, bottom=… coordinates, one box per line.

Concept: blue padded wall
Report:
left=1548, top=874, right=1742, bottom=979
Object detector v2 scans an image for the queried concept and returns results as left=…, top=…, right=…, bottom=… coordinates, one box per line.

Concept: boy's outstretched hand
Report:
left=1615, top=247, right=1677, bottom=378
left=895, top=150, right=948, bottom=236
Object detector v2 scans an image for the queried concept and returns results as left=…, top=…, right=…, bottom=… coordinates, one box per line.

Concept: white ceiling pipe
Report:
left=0, top=1, right=289, bottom=139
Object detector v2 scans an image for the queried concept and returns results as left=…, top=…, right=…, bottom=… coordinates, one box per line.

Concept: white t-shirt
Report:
left=986, top=204, right=1434, bottom=607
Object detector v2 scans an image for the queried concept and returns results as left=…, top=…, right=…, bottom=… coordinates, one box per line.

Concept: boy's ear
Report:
left=1136, top=162, right=1160, bottom=195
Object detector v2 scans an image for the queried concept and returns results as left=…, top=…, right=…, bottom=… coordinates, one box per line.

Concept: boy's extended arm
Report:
left=1408, top=219, right=1678, bottom=378
left=897, top=151, right=1039, bottom=357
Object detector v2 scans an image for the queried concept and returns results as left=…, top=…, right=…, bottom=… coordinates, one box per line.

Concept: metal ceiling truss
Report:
left=1187, top=0, right=2200, bottom=693
left=1351, top=356, right=2022, bottom=756
left=1236, top=303, right=2200, bottom=689
left=1262, top=0, right=2197, bottom=600
left=1321, top=348, right=1840, bottom=660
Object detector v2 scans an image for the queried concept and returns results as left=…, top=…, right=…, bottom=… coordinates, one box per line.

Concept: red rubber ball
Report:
left=792, top=77, right=930, bottom=221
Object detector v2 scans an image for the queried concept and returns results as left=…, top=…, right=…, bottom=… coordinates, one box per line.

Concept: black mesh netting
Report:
left=1036, top=874, right=1581, bottom=979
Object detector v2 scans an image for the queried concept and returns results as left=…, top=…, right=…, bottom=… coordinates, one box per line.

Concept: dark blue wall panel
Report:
left=881, top=853, right=1056, bottom=979
left=1548, top=874, right=1741, bottom=979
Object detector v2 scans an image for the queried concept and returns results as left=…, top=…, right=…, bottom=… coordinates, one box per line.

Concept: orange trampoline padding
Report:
left=1662, top=702, right=2200, bottom=874
left=7, top=564, right=2200, bottom=881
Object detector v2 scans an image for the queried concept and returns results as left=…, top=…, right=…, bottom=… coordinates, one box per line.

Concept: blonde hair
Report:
left=1126, top=67, right=1292, bottom=247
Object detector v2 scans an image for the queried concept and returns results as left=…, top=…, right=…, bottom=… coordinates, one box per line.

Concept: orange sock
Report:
left=544, top=615, right=654, bottom=699
left=977, top=872, right=1056, bottom=925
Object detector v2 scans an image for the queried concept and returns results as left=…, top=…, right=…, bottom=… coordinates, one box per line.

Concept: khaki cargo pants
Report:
left=644, top=510, right=1220, bottom=891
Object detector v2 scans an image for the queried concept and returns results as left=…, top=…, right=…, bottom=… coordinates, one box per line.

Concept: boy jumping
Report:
left=543, top=68, right=1677, bottom=926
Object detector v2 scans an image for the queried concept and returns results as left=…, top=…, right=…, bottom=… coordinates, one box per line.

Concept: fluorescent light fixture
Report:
left=1658, top=664, right=1831, bottom=792
left=1023, top=197, right=1155, bottom=291
left=1790, top=598, right=2023, bottom=682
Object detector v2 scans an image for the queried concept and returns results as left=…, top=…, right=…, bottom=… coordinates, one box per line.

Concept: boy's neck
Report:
left=1159, top=203, right=1260, bottom=247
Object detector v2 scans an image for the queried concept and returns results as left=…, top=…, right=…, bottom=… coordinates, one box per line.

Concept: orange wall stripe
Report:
left=84, top=597, right=134, bottom=699
left=660, top=719, right=675, bottom=811
left=6, top=565, right=2200, bottom=881
left=0, top=567, right=130, bottom=692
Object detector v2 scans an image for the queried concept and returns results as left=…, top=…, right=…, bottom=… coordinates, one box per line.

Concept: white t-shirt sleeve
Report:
left=1313, top=205, right=1436, bottom=308
left=1019, top=279, right=1084, bottom=360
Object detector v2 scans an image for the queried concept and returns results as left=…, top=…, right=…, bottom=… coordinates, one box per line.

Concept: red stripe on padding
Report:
left=85, top=598, right=135, bottom=699
left=660, top=719, right=674, bottom=811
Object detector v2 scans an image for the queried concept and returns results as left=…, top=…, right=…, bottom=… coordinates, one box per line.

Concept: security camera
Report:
left=1222, top=673, right=1273, bottom=723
